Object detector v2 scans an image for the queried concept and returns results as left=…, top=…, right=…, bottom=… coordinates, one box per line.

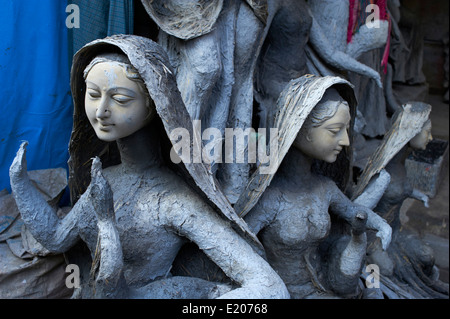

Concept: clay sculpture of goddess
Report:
left=9, top=35, right=289, bottom=299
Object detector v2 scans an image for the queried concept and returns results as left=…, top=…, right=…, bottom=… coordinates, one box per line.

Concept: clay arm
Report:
left=309, top=17, right=383, bottom=88
left=170, top=199, right=289, bottom=299
left=346, top=20, right=389, bottom=59
left=327, top=211, right=368, bottom=296
left=9, top=142, right=80, bottom=253
left=329, top=182, right=392, bottom=250
left=353, top=169, right=391, bottom=210
left=327, top=183, right=391, bottom=296
left=88, top=157, right=127, bottom=298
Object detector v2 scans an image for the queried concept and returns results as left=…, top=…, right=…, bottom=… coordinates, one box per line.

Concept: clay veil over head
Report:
left=235, top=75, right=357, bottom=217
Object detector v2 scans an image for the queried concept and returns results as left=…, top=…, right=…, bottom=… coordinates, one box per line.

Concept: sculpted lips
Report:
left=97, top=121, right=114, bottom=131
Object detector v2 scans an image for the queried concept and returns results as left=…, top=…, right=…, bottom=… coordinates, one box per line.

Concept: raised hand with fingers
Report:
left=9, top=141, right=29, bottom=182
left=87, top=157, right=114, bottom=222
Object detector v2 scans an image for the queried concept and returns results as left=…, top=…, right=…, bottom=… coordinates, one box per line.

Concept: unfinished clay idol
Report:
left=305, top=0, right=394, bottom=138
left=305, top=0, right=388, bottom=87
left=355, top=103, right=448, bottom=298
left=9, top=35, right=289, bottom=299
left=240, top=75, right=391, bottom=298
left=140, top=0, right=270, bottom=204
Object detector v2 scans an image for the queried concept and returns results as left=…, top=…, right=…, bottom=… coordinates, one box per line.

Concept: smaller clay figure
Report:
left=363, top=107, right=448, bottom=298
left=240, top=75, right=392, bottom=298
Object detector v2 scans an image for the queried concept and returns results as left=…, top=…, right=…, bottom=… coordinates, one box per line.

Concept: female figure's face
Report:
left=85, top=62, right=153, bottom=142
left=409, top=120, right=432, bottom=150
left=294, top=102, right=351, bottom=163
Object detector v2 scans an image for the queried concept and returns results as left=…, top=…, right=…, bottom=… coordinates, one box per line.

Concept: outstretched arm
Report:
left=329, top=181, right=392, bottom=250
left=9, top=142, right=80, bottom=253
left=346, top=20, right=389, bottom=59
left=353, top=169, right=391, bottom=210
left=309, top=17, right=383, bottom=88
left=168, top=195, right=289, bottom=299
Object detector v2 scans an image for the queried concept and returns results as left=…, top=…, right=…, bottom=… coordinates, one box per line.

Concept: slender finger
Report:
left=90, top=157, right=103, bottom=181
left=17, top=141, right=29, bottom=162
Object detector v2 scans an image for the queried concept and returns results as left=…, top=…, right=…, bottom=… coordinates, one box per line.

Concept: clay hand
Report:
left=9, top=141, right=29, bottom=181
left=351, top=211, right=368, bottom=236
left=376, top=221, right=392, bottom=251
left=87, top=157, right=115, bottom=222
left=422, top=196, right=430, bottom=208
left=412, top=189, right=429, bottom=208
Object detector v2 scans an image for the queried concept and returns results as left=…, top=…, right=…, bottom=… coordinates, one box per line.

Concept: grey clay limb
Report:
left=353, top=169, right=391, bottom=210
left=253, top=0, right=312, bottom=130
left=9, top=35, right=289, bottom=299
left=87, top=157, right=127, bottom=298
left=306, top=0, right=390, bottom=88
left=308, top=17, right=383, bottom=88
left=9, top=141, right=81, bottom=253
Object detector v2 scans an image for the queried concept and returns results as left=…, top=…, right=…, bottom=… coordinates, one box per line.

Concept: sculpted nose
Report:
left=339, top=130, right=350, bottom=147
left=96, top=98, right=110, bottom=119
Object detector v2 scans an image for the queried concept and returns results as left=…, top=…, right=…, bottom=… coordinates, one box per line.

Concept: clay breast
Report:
left=261, top=181, right=332, bottom=249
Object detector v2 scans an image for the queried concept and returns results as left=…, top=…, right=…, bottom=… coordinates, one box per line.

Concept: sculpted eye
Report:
left=328, top=128, right=340, bottom=135
left=113, top=95, right=134, bottom=105
left=87, top=89, right=101, bottom=99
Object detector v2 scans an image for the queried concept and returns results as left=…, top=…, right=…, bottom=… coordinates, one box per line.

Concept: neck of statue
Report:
left=116, top=124, right=162, bottom=174
left=280, top=147, right=314, bottom=179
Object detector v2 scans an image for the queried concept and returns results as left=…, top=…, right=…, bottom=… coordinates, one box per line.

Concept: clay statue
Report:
left=9, top=35, right=289, bottom=299
left=254, top=0, right=389, bottom=137
left=238, top=75, right=392, bottom=298
left=253, top=0, right=312, bottom=130
left=305, top=0, right=393, bottom=138
left=355, top=103, right=449, bottom=298
left=139, top=0, right=381, bottom=204
left=305, top=0, right=389, bottom=88
left=140, top=0, right=268, bottom=204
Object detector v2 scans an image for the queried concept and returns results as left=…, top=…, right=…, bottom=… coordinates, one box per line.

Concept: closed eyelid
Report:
left=326, top=125, right=345, bottom=131
left=112, top=94, right=135, bottom=103
left=87, top=89, right=101, bottom=98
left=113, top=93, right=135, bottom=98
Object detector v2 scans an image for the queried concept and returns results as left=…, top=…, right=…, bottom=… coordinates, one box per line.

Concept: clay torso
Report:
left=78, top=164, right=189, bottom=287
left=246, top=173, right=335, bottom=296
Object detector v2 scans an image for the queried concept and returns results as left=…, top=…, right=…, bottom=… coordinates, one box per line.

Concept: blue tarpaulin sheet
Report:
left=0, top=0, right=73, bottom=192
left=0, top=0, right=134, bottom=193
